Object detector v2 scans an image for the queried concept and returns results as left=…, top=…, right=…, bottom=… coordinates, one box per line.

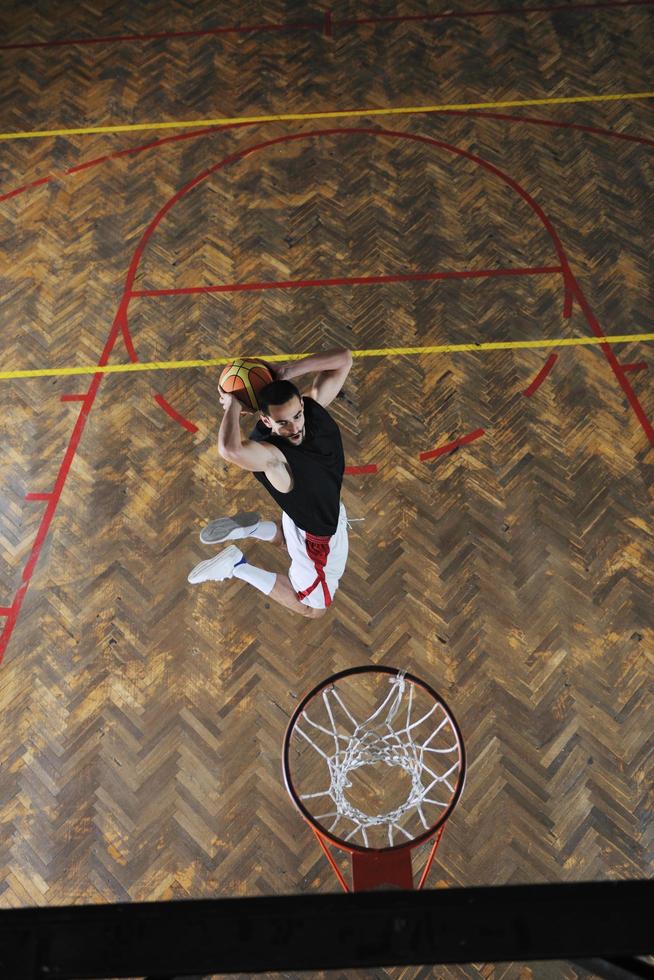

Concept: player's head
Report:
left=259, top=381, right=305, bottom=445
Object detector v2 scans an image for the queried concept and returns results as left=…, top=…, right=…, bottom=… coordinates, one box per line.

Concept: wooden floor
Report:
left=1, top=1, right=653, bottom=977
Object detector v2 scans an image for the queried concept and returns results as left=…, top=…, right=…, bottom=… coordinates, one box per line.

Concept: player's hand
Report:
left=274, top=363, right=291, bottom=381
left=218, top=388, right=240, bottom=412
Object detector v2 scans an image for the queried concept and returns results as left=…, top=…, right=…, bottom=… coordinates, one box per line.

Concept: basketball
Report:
left=219, top=358, right=274, bottom=411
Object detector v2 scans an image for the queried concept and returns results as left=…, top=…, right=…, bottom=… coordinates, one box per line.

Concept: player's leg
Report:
left=201, top=510, right=287, bottom=551
left=187, top=545, right=323, bottom=618
left=189, top=511, right=345, bottom=619
left=281, top=509, right=349, bottom=615
left=268, top=574, right=326, bottom=618
left=270, top=521, right=286, bottom=549
left=200, top=512, right=279, bottom=545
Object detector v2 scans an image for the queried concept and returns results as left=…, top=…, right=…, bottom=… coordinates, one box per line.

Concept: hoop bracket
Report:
left=352, top=848, right=413, bottom=891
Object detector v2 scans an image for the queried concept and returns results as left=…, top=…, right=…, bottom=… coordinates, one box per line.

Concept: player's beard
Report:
left=286, top=426, right=305, bottom=445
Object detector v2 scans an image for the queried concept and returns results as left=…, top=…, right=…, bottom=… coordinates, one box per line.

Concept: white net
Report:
left=287, top=670, right=463, bottom=850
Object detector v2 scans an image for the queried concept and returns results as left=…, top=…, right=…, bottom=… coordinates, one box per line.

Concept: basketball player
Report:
left=187, top=348, right=353, bottom=619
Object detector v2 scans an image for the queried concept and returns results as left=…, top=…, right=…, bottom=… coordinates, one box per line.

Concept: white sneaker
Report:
left=200, top=511, right=260, bottom=545
left=188, top=545, right=244, bottom=584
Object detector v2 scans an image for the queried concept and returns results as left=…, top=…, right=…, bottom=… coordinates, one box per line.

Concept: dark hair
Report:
left=258, top=380, right=301, bottom=414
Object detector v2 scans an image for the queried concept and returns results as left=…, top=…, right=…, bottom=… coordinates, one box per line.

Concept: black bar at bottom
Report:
left=571, top=958, right=654, bottom=980
left=0, top=879, right=651, bottom=979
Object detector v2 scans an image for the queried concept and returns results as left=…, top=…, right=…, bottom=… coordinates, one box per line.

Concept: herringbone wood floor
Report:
left=0, top=2, right=653, bottom=978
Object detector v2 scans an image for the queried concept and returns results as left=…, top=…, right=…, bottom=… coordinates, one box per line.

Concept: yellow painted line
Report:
left=1, top=333, right=653, bottom=381
left=1, top=91, right=654, bottom=141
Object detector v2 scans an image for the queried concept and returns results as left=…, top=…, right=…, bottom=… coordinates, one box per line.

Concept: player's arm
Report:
left=276, top=348, right=353, bottom=408
left=218, top=392, right=279, bottom=472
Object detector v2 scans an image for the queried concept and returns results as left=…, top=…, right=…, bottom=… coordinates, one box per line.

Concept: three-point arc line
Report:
left=522, top=353, right=558, bottom=397
left=420, top=429, right=486, bottom=461
left=154, top=394, right=199, bottom=433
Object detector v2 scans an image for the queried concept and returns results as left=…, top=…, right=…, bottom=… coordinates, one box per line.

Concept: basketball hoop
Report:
left=283, top=666, right=466, bottom=891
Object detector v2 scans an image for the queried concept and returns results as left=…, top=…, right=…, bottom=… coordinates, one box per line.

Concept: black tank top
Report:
left=249, top=397, right=345, bottom=536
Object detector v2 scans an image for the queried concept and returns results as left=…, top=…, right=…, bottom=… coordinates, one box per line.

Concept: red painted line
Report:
left=2, top=2, right=651, bottom=50
left=0, top=19, right=321, bottom=51
left=119, top=311, right=139, bottom=363
left=60, top=393, right=88, bottom=402
left=324, top=10, right=333, bottom=36
left=0, top=123, right=254, bottom=207
left=66, top=157, right=111, bottom=175
left=446, top=109, right=654, bottom=151
left=17, top=353, right=121, bottom=585
left=523, top=353, right=558, bottom=397
left=154, top=394, right=199, bottom=433
left=424, top=121, right=654, bottom=449
left=622, top=361, right=648, bottom=373
left=0, top=294, right=133, bottom=661
left=0, top=176, right=52, bottom=204
left=20, top=380, right=102, bottom=590
left=563, top=285, right=573, bottom=319
left=24, top=492, right=52, bottom=501
left=420, top=428, right=486, bottom=461
left=569, top=285, right=654, bottom=448
left=345, top=464, right=378, bottom=474
left=132, top=265, right=561, bottom=298
left=342, top=0, right=654, bottom=28
left=0, top=608, right=13, bottom=617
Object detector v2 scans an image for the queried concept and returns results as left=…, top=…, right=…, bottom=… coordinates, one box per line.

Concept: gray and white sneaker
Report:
left=188, top=545, right=244, bottom=584
left=200, top=511, right=260, bottom=545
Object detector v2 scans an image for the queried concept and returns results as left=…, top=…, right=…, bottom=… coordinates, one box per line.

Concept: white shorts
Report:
left=282, top=504, right=349, bottom=609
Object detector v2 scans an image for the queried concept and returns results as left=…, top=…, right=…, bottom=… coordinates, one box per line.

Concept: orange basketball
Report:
left=219, top=358, right=274, bottom=411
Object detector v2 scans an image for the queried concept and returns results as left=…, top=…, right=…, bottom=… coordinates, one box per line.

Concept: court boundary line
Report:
left=1, top=333, right=653, bottom=382
left=2, top=90, right=654, bottom=142
left=1, top=0, right=653, bottom=51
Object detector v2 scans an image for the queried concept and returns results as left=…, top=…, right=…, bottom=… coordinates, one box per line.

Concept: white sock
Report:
left=233, top=560, right=276, bottom=595
left=249, top=520, right=278, bottom=542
